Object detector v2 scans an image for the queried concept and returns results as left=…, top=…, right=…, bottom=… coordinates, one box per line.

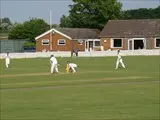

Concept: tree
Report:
left=0, top=17, right=12, bottom=33
left=2, top=17, right=12, bottom=25
left=8, top=18, right=49, bottom=40
left=60, top=0, right=122, bottom=29
left=122, top=6, right=160, bottom=19
left=154, top=6, right=160, bottom=18
left=52, top=24, right=59, bottom=28
left=60, top=15, right=73, bottom=27
left=8, top=23, right=25, bottom=39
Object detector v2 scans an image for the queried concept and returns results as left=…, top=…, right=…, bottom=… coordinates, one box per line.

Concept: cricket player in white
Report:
left=115, top=49, right=125, bottom=69
left=50, top=55, right=59, bottom=73
left=67, top=61, right=77, bottom=73
left=5, top=52, right=10, bottom=68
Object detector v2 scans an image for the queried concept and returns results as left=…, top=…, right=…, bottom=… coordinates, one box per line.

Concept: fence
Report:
left=0, top=50, right=159, bottom=59
left=0, top=39, right=35, bottom=53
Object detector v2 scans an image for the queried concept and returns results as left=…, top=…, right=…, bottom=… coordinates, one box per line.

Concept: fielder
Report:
left=115, top=49, right=125, bottom=69
left=66, top=61, right=77, bottom=73
left=5, top=52, right=10, bottom=68
left=50, top=55, right=59, bottom=73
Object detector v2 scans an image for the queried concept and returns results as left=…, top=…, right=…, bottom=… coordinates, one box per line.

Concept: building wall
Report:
left=146, top=38, right=155, bottom=49
left=100, top=37, right=158, bottom=50
left=100, top=38, right=110, bottom=50
left=36, top=33, right=50, bottom=51
left=124, top=37, right=155, bottom=50
left=127, top=37, right=155, bottom=49
left=72, top=40, right=85, bottom=51
left=52, top=32, right=71, bottom=51
left=100, top=38, right=125, bottom=50
left=36, top=32, right=85, bottom=52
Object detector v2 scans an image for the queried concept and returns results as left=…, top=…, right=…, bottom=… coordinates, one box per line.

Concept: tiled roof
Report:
left=99, top=19, right=160, bottom=38
left=55, top=28, right=100, bottom=39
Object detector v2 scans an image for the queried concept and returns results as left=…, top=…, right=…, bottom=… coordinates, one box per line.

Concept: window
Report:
left=58, top=39, right=66, bottom=45
left=155, top=38, right=160, bottom=48
left=78, top=39, right=83, bottom=45
left=111, top=39, right=122, bottom=48
left=95, top=41, right=100, bottom=46
left=42, top=39, right=49, bottom=45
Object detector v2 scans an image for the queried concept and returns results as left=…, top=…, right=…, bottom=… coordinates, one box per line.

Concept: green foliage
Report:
left=60, top=1, right=160, bottom=29
left=0, top=17, right=12, bottom=33
left=8, top=18, right=49, bottom=40
left=1, top=17, right=12, bottom=25
left=8, top=23, right=25, bottom=39
left=23, top=41, right=35, bottom=47
left=60, top=15, right=73, bottom=27
left=122, top=6, right=160, bottom=19
left=51, top=24, right=59, bottom=28
left=60, top=0, right=122, bottom=29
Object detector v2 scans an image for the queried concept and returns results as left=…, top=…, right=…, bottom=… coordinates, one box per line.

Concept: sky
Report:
left=0, top=0, right=160, bottom=24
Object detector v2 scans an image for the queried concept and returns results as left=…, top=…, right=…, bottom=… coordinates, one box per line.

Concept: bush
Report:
left=23, top=42, right=36, bottom=52
left=24, top=42, right=35, bottom=48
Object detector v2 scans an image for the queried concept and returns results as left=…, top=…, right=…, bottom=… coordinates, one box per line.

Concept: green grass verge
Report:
left=0, top=56, right=159, bottom=120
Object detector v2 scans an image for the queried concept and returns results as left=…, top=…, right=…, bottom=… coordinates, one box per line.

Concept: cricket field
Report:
left=0, top=56, right=159, bottom=120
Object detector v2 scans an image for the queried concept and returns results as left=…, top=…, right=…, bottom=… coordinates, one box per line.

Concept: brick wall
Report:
left=36, top=32, right=85, bottom=52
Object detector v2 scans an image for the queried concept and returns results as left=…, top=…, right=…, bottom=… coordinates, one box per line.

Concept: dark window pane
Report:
left=42, top=39, right=49, bottom=45
left=58, top=39, right=65, bottom=45
left=95, top=41, right=100, bottom=46
left=114, top=39, right=122, bottom=47
left=43, top=42, right=49, bottom=45
left=156, top=39, right=160, bottom=47
left=78, top=40, right=83, bottom=45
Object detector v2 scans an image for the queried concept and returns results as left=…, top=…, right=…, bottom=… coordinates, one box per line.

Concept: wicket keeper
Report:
left=66, top=61, right=77, bottom=73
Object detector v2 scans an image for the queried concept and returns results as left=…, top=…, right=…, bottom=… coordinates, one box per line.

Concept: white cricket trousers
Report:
left=70, top=64, right=77, bottom=73
left=51, top=63, right=59, bottom=73
left=116, top=58, right=125, bottom=69
left=5, top=59, right=10, bottom=68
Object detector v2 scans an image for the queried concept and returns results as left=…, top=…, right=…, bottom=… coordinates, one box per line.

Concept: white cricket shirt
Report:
left=50, top=57, right=58, bottom=64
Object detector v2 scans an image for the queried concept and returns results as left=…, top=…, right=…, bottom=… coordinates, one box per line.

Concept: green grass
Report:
left=0, top=56, right=159, bottom=120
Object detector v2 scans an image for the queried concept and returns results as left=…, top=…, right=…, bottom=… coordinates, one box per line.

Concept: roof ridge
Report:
left=56, top=27, right=99, bottom=30
left=108, top=19, right=160, bottom=21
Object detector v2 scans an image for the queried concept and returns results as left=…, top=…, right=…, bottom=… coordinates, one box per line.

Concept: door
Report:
left=133, top=39, right=145, bottom=50
left=128, top=39, right=133, bottom=50
left=89, top=41, right=93, bottom=51
left=85, top=41, right=88, bottom=51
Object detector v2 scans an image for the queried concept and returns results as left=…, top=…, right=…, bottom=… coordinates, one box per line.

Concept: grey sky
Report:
left=0, top=0, right=160, bottom=24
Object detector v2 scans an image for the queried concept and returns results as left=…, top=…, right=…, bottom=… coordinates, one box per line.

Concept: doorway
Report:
left=134, top=40, right=144, bottom=49
left=128, top=39, right=133, bottom=50
left=85, top=40, right=100, bottom=51
left=128, top=38, right=145, bottom=50
left=85, top=41, right=93, bottom=51
left=89, top=41, right=93, bottom=51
